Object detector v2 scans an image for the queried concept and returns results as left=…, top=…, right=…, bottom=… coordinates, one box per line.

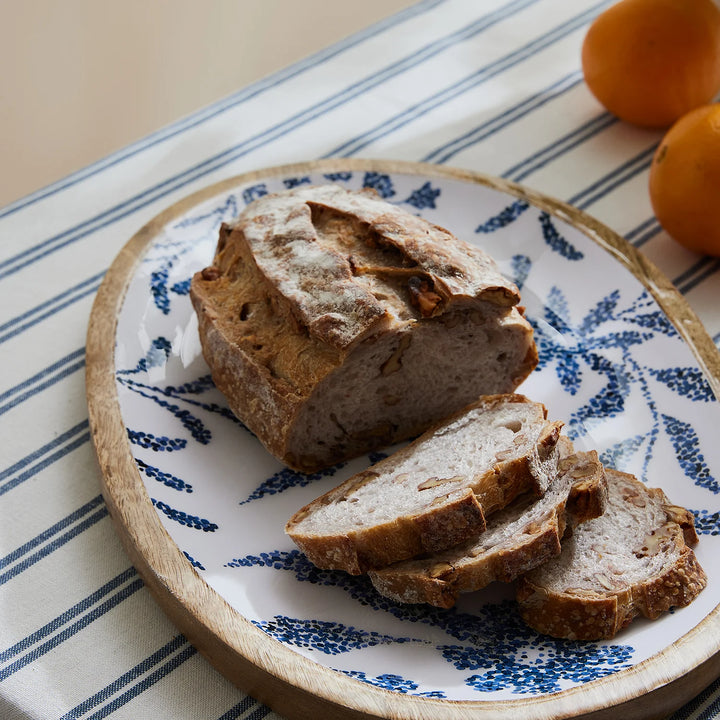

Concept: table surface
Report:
left=2, top=1, right=720, bottom=718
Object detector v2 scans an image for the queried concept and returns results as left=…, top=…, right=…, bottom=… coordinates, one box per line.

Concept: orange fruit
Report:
left=581, top=0, right=720, bottom=128
left=649, top=104, right=720, bottom=256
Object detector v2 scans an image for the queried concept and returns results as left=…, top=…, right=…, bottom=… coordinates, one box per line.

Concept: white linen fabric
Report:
left=1, top=0, right=719, bottom=718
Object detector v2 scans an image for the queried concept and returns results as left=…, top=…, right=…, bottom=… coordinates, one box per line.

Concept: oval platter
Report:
left=86, top=158, right=720, bottom=720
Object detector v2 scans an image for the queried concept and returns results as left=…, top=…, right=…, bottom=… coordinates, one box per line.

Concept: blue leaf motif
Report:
left=117, top=336, right=173, bottom=375
left=556, top=351, right=582, bottom=396
left=661, top=414, right=719, bottom=493
left=650, top=367, right=715, bottom=402
left=510, top=254, right=532, bottom=290
left=239, top=463, right=345, bottom=505
left=144, top=392, right=211, bottom=443
left=362, top=172, right=395, bottom=198
left=183, top=550, right=206, bottom=570
left=451, top=635, right=631, bottom=695
left=170, top=278, right=191, bottom=296
left=570, top=379, right=629, bottom=433
left=127, top=430, right=186, bottom=452
left=538, top=212, right=583, bottom=260
left=624, top=310, right=679, bottom=337
left=242, top=183, right=268, bottom=205
left=136, top=458, right=193, bottom=493
left=119, top=381, right=213, bottom=444
left=340, top=670, right=445, bottom=697
left=252, top=616, right=417, bottom=655
left=163, top=374, right=217, bottom=395
left=283, top=176, right=312, bottom=189
left=151, top=498, right=218, bottom=532
left=323, top=172, right=353, bottom=182
left=226, top=550, right=302, bottom=571
left=584, top=330, right=647, bottom=352
left=118, top=363, right=247, bottom=446
left=692, top=509, right=720, bottom=535
left=225, top=549, right=376, bottom=596
left=544, top=286, right=573, bottom=334
left=579, top=290, right=620, bottom=335
left=404, top=181, right=441, bottom=210
left=598, top=435, right=647, bottom=471
left=438, top=601, right=632, bottom=695
left=150, top=266, right=171, bottom=315
left=475, top=198, right=530, bottom=233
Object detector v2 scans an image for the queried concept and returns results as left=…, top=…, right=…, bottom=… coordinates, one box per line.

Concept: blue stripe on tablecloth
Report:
left=0, top=0, right=537, bottom=282
left=0, top=347, right=85, bottom=416
left=0, top=568, right=137, bottom=664
left=325, top=0, right=611, bottom=158
left=569, top=145, right=657, bottom=209
left=243, top=707, right=273, bottom=720
left=422, top=71, right=583, bottom=164
left=0, top=272, right=104, bottom=342
left=626, top=217, right=661, bottom=247
left=503, top=112, right=617, bottom=181
left=0, top=420, right=90, bottom=496
left=0, top=0, right=444, bottom=221
left=0, top=572, right=143, bottom=681
left=677, top=259, right=720, bottom=296
left=216, top=698, right=271, bottom=720
left=0, top=497, right=108, bottom=585
left=57, top=635, right=196, bottom=720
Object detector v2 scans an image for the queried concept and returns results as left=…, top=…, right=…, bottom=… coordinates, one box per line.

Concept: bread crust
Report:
left=368, top=446, right=607, bottom=608
left=516, top=470, right=707, bottom=640
left=190, top=185, right=538, bottom=472
left=285, top=394, right=563, bottom=574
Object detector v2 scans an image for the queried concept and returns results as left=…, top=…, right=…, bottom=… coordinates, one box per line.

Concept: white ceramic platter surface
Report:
left=110, top=162, right=720, bottom=704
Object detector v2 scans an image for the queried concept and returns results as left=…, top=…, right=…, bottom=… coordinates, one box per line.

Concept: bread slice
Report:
left=285, top=394, right=563, bottom=574
left=190, top=184, right=537, bottom=472
left=368, top=438, right=607, bottom=608
left=516, top=469, right=707, bottom=640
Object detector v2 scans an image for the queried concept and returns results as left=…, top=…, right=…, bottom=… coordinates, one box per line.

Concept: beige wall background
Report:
left=0, top=1, right=416, bottom=208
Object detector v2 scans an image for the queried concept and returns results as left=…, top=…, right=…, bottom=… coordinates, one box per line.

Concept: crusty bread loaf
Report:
left=516, top=469, right=707, bottom=640
left=368, top=438, right=607, bottom=608
left=190, top=185, right=538, bottom=472
left=285, top=394, right=563, bottom=574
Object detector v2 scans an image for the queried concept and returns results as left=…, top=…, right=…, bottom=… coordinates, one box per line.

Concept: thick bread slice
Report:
left=285, top=394, right=563, bottom=574
left=516, top=469, right=707, bottom=640
left=190, top=185, right=537, bottom=472
left=368, top=438, right=607, bottom=608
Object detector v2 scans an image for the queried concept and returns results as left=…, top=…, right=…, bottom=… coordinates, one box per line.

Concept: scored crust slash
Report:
left=190, top=183, right=706, bottom=641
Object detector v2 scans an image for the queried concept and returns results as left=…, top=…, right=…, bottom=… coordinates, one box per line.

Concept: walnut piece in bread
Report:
left=285, top=394, right=563, bottom=574
left=190, top=185, right=538, bottom=472
left=516, top=468, right=707, bottom=640
left=368, top=437, right=608, bottom=608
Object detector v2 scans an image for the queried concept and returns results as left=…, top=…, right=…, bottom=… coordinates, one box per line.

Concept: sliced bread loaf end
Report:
left=516, top=469, right=707, bottom=640
left=285, top=394, right=563, bottom=574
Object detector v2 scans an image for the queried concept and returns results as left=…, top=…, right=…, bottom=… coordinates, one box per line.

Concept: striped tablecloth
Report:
left=2, top=1, right=719, bottom=718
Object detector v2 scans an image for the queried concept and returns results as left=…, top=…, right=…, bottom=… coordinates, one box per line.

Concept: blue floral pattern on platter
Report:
left=113, top=168, right=720, bottom=703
